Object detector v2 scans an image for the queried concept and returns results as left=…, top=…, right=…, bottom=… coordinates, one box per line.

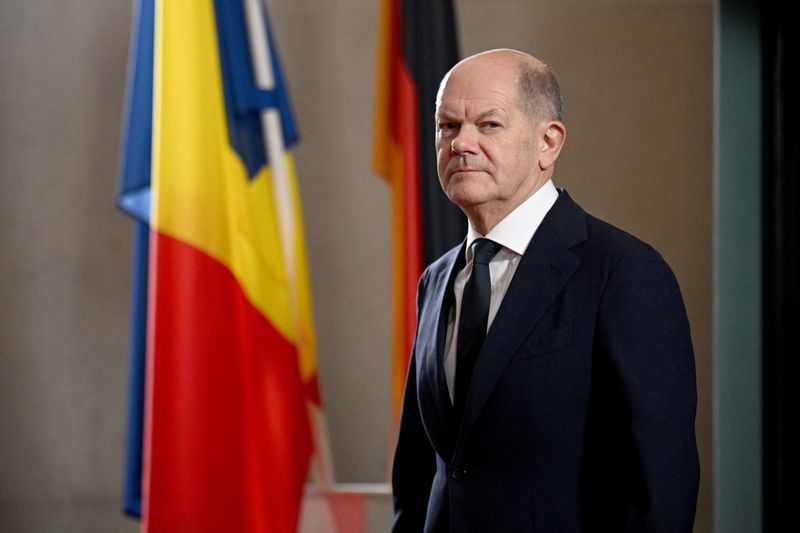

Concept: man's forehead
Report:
left=438, top=63, right=517, bottom=103
left=436, top=78, right=519, bottom=117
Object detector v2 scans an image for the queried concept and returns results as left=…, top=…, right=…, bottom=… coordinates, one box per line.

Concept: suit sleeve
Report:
left=596, top=244, right=700, bottom=531
left=391, top=271, right=437, bottom=533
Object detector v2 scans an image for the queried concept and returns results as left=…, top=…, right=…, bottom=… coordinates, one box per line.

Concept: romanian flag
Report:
left=373, top=0, right=463, bottom=421
left=117, top=0, right=321, bottom=531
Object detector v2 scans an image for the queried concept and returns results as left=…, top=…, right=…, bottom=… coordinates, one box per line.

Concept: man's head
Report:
left=435, top=49, right=566, bottom=233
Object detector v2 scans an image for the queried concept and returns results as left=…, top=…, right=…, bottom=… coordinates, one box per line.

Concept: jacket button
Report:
left=451, top=468, right=465, bottom=481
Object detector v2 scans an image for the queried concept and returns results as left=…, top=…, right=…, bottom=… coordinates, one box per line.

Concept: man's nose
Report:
left=451, top=127, right=478, bottom=155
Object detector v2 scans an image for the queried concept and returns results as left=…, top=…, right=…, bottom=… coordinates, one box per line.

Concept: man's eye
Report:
left=483, top=121, right=501, bottom=129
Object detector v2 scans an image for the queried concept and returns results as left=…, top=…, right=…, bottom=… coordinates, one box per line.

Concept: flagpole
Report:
left=243, top=0, right=335, bottom=490
left=243, top=0, right=293, bottom=272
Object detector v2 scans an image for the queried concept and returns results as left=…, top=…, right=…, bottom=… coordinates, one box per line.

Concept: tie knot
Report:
left=472, top=238, right=500, bottom=266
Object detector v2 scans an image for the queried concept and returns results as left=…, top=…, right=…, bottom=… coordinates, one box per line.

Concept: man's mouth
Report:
left=451, top=167, right=482, bottom=174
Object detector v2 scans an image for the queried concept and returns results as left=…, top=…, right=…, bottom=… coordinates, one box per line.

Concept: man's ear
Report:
left=538, top=121, right=566, bottom=170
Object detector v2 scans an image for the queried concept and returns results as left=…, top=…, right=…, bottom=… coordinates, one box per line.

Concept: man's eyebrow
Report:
left=475, top=108, right=506, bottom=121
left=435, top=108, right=507, bottom=121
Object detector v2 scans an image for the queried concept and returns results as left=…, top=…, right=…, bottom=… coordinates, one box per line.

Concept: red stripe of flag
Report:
left=144, top=233, right=311, bottom=532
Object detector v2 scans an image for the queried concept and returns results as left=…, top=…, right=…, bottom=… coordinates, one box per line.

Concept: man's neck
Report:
left=464, top=177, right=552, bottom=234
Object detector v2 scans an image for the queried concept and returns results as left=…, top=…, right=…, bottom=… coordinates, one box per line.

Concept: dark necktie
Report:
left=453, top=238, right=501, bottom=423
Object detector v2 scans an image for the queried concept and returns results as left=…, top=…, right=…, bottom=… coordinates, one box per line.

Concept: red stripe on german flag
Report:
left=374, top=0, right=462, bottom=424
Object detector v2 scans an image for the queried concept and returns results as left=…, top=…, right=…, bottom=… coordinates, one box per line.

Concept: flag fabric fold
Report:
left=117, top=0, right=321, bottom=531
left=373, top=0, right=462, bottom=422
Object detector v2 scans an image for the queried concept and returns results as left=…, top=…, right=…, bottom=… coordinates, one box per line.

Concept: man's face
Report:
left=435, top=59, right=546, bottom=217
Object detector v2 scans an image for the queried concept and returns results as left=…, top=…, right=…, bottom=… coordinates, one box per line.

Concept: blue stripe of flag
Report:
left=214, top=0, right=299, bottom=179
left=117, top=0, right=154, bottom=518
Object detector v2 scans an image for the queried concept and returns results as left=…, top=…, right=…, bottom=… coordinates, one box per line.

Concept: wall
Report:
left=715, top=0, right=762, bottom=530
left=0, top=1, right=712, bottom=531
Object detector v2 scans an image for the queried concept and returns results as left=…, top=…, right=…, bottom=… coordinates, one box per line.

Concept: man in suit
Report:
left=391, top=49, right=700, bottom=532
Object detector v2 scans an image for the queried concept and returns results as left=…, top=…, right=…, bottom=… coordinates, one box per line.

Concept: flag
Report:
left=117, top=0, right=322, bottom=530
left=373, top=0, right=463, bottom=422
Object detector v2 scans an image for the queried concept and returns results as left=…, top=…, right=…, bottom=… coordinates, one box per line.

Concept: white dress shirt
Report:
left=443, top=180, right=559, bottom=403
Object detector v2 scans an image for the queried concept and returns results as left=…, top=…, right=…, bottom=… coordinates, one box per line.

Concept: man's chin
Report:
left=446, top=189, right=491, bottom=210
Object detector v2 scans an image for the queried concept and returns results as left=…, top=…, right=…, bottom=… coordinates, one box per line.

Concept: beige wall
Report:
left=0, top=0, right=712, bottom=531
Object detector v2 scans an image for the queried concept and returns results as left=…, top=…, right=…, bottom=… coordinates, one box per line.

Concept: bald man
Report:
left=391, top=49, right=699, bottom=532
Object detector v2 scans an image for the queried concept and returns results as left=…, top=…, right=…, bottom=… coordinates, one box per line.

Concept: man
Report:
left=391, top=49, right=700, bottom=532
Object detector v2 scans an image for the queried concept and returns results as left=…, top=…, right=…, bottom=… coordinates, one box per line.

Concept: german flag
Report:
left=117, top=0, right=321, bottom=530
left=374, top=0, right=463, bottom=422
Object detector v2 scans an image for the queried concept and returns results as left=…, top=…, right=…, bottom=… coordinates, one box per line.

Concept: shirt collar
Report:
left=465, top=179, right=559, bottom=261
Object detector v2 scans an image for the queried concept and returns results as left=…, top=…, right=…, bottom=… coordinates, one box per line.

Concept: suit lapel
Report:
left=453, top=192, right=588, bottom=457
left=416, top=243, right=463, bottom=459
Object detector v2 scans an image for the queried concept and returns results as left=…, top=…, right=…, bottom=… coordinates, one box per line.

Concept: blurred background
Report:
left=2, top=0, right=789, bottom=532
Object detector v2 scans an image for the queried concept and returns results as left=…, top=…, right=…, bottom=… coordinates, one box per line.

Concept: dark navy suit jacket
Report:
left=392, top=191, right=700, bottom=532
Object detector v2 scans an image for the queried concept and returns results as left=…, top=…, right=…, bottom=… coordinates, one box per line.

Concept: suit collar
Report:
left=540, top=189, right=589, bottom=249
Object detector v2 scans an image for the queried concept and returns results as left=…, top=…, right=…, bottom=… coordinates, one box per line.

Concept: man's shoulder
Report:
left=416, top=242, right=464, bottom=297
left=585, top=213, right=648, bottom=254
left=425, top=242, right=463, bottom=274
left=561, top=193, right=667, bottom=270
